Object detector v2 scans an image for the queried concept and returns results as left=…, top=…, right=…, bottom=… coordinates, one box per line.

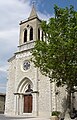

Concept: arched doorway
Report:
left=15, top=78, right=33, bottom=115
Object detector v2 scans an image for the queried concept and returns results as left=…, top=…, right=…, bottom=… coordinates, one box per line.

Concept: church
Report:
left=5, top=5, right=72, bottom=117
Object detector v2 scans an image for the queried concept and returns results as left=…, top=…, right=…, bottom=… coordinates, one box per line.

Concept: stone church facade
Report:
left=5, top=5, right=74, bottom=117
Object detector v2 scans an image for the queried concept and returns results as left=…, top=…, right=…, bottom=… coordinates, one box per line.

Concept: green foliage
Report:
left=31, top=5, right=77, bottom=90
left=52, top=111, right=60, bottom=117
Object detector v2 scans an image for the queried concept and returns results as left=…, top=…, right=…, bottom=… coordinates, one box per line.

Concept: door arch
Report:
left=15, top=78, right=33, bottom=115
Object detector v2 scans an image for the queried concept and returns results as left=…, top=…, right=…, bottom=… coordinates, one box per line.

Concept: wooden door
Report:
left=24, top=94, right=32, bottom=113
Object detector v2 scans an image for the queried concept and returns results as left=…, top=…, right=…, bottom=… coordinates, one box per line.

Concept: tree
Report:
left=31, top=5, right=77, bottom=114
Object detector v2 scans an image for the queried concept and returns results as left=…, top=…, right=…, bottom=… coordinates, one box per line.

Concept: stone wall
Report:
left=5, top=58, right=16, bottom=115
left=38, top=71, right=51, bottom=117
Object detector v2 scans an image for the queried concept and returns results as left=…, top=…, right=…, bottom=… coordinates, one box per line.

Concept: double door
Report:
left=24, top=94, right=32, bottom=113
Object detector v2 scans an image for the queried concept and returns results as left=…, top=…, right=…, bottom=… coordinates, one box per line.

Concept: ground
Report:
left=0, top=114, right=50, bottom=120
left=0, top=114, right=77, bottom=120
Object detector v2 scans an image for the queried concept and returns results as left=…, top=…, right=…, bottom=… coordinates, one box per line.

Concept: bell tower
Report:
left=18, top=5, right=42, bottom=52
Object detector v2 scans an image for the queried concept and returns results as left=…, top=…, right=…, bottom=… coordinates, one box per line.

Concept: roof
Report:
left=0, top=93, right=6, bottom=96
left=28, top=4, right=38, bottom=20
left=20, top=4, right=41, bottom=25
left=8, top=55, right=16, bottom=62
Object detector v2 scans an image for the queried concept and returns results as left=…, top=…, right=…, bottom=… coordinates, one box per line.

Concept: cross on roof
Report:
left=28, top=1, right=38, bottom=20
left=32, top=0, right=36, bottom=6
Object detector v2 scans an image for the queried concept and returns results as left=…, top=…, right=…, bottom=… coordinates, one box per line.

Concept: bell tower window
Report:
left=38, top=28, right=40, bottom=40
left=42, top=31, right=43, bottom=41
left=30, top=27, right=33, bottom=41
left=24, top=29, right=27, bottom=42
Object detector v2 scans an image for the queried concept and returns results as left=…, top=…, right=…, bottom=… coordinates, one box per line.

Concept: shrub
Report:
left=52, top=111, right=60, bottom=117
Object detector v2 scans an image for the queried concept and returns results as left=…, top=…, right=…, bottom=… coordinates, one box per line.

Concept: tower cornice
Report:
left=19, top=17, right=41, bottom=25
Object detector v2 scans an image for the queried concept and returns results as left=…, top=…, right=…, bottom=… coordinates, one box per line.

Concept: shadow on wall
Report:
left=61, top=94, right=77, bottom=119
left=61, top=97, right=67, bottom=118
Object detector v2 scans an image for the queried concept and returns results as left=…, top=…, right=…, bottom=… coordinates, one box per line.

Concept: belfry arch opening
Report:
left=30, top=27, right=33, bottom=41
left=24, top=29, right=27, bottom=42
left=38, top=28, right=40, bottom=40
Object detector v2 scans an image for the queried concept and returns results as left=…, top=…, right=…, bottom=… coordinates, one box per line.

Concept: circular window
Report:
left=23, top=60, right=30, bottom=71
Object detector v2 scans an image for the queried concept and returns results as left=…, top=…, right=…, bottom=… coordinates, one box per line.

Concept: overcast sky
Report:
left=0, top=0, right=76, bottom=93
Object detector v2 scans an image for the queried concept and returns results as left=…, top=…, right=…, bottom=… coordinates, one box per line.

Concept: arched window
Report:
left=42, top=31, right=43, bottom=41
left=30, top=27, right=33, bottom=41
left=24, top=29, right=27, bottom=42
left=38, top=28, right=40, bottom=40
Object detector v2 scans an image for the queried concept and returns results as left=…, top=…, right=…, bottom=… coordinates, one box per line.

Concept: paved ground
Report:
left=1, top=114, right=77, bottom=120
left=0, top=114, right=50, bottom=120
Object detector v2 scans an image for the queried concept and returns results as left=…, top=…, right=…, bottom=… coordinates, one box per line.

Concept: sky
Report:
left=0, top=0, right=77, bottom=93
